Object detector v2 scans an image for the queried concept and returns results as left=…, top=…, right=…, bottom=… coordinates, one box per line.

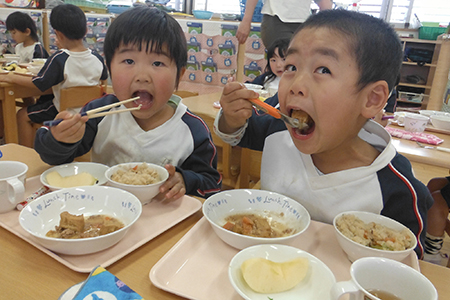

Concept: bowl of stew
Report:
left=202, top=189, right=311, bottom=250
left=19, top=186, right=142, bottom=255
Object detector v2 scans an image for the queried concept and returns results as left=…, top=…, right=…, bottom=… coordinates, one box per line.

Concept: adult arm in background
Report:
left=315, top=0, right=333, bottom=10
left=237, top=0, right=334, bottom=44
left=236, top=0, right=259, bottom=44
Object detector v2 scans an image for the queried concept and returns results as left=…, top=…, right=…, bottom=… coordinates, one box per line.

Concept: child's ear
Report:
left=25, top=28, right=31, bottom=36
left=180, top=67, right=186, bottom=79
left=361, top=80, right=389, bottom=119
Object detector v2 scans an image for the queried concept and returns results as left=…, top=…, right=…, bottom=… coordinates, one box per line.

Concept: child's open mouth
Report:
left=291, top=109, right=315, bottom=135
left=132, top=91, right=153, bottom=109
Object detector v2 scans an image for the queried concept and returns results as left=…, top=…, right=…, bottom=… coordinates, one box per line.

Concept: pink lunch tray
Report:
left=0, top=176, right=202, bottom=273
left=150, top=217, right=419, bottom=300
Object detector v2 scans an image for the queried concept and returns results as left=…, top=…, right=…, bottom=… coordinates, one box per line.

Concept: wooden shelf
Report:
left=399, top=37, right=450, bottom=111
left=399, top=82, right=432, bottom=89
left=402, top=61, right=437, bottom=68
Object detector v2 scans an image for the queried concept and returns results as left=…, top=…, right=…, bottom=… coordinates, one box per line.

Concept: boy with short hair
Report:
left=214, top=10, right=432, bottom=258
left=0, top=4, right=108, bottom=147
left=35, top=7, right=221, bottom=201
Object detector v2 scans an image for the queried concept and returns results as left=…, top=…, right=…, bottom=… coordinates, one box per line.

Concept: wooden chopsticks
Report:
left=43, top=96, right=141, bottom=127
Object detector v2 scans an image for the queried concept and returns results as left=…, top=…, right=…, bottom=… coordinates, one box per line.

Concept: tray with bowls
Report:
left=150, top=189, right=419, bottom=300
left=150, top=217, right=419, bottom=299
left=0, top=175, right=202, bottom=272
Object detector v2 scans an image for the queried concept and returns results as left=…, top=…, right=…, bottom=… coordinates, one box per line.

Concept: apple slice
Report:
left=241, top=257, right=309, bottom=293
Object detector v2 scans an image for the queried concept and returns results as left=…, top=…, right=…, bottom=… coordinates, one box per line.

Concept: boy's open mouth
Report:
left=291, top=109, right=315, bottom=135
left=132, top=91, right=153, bottom=109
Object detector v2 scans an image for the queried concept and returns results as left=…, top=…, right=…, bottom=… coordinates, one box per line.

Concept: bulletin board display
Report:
left=176, top=18, right=266, bottom=95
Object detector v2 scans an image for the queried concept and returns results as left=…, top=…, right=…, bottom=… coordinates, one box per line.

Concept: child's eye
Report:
left=124, top=59, right=134, bottom=65
left=284, top=65, right=296, bottom=72
left=153, top=61, right=165, bottom=67
left=316, top=67, right=331, bottom=74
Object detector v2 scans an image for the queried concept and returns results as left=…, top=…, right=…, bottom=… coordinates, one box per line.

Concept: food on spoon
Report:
left=46, top=171, right=98, bottom=187
left=336, top=214, right=413, bottom=251
left=46, top=211, right=124, bottom=239
left=110, top=163, right=160, bottom=185
left=291, top=110, right=309, bottom=124
left=241, top=257, right=309, bottom=293
left=222, top=213, right=295, bottom=238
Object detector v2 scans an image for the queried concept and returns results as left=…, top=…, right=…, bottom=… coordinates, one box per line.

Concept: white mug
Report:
left=400, top=112, right=429, bottom=133
left=0, top=161, right=28, bottom=213
left=330, top=257, right=437, bottom=300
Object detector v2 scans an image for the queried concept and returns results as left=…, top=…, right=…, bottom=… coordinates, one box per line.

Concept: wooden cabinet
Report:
left=397, top=37, right=450, bottom=111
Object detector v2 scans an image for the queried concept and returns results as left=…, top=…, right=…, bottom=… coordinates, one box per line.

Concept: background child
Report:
left=423, top=177, right=450, bottom=266
left=0, top=11, right=49, bottom=145
left=214, top=10, right=432, bottom=258
left=34, top=7, right=221, bottom=201
left=0, top=4, right=108, bottom=148
left=5, top=11, right=49, bottom=63
left=248, top=38, right=289, bottom=94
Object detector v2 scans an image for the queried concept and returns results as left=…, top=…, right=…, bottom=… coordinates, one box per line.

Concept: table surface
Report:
left=0, top=82, right=52, bottom=144
left=181, top=92, right=450, bottom=170
left=0, top=143, right=449, bottom=299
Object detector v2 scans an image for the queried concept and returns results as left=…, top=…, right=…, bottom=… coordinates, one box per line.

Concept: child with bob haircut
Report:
left=214, top=10, right=432, bottom=258
left=0, top=11, right=49, bottom=144
left=249, top=38, right=289, bottom=92
left=35, top=7, right=222, bottom=201
left=5, top=11, right=49, bottom=63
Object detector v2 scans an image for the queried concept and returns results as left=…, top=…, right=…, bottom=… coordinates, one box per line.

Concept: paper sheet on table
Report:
left=386, top=127, right=444, bottom=145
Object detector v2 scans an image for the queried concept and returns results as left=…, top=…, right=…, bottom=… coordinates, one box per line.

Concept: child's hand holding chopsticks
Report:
left=46, top=97, right=142, bottom=144
left=49, top=110, right=90, bottom=144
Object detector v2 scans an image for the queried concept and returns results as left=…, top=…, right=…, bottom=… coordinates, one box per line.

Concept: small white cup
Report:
left=400, top=112, right=429, bottom=133
left=0, top=161, right=28, bottom=213
left=330, top=257, right=437, bottom=300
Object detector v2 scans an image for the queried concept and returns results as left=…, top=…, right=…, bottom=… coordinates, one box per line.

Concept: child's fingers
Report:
left=50, top=113, right=86, bottom=143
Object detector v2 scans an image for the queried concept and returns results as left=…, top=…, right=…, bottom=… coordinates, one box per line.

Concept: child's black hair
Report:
left=264, top=38, right=290, bottom=85
left=298, top=10, right=402, bottom=92
left=50, top=4, right=87, bottom=40
left=5, top=11, right=39, bottom=42
left=104, top=7, right=187, bottom=85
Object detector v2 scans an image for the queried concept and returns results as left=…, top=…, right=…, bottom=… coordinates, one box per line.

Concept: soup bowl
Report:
left=203, top=189, right=311, bottom=250
left=19, top=186, right=142, bottom=255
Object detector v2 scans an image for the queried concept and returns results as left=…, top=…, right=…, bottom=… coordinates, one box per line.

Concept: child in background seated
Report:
left=5, top=11, right=49, bottom=63
left=423, top=177, right=450, bottom=266
left=0, top=11, right=49, bottom=145
left=248, top=38, right=289, bottom=98
left=34, top=7, right=221, bottom=201
left=214, top=10, right=432, bottom=258
left=0, top=4, right=108, bottom=148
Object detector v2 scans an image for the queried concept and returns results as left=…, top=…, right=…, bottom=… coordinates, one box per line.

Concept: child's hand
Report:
left=157, top=164, right=186, bottom=202
left=50, top=111, right=88, bottom=144
left=219, top=82, right=258, bottom=133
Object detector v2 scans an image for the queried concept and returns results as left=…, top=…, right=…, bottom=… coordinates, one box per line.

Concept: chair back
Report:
left=195, top=112, right=239, bottom=189
left=236, top=147, right=262, bottom=189
left=174, top=90, right=199, bottom=98
left=59, top=83, right=105, bottom=111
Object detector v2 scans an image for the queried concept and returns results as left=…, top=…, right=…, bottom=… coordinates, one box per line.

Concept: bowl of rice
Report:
left=333, top=211, right=417, bottom=262
left=105, top=162, right=169, bottom=204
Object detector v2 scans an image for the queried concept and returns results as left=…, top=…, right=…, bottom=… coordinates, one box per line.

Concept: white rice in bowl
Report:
left=336, top=214, right=413, bottom=251
left=110, top=163, right=160, bottom=185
